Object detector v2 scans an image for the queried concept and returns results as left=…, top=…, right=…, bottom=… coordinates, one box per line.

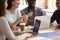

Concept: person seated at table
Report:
left=5, top=0, right=29, bottom=32
left=50, top=0, right=60, bottom=29
left=0, top=0, right=32, bottom=40
left=21, top=0, right=46, bottom=26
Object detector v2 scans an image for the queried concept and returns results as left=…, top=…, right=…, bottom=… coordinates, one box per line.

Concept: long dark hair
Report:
left=0, top=0, right=6, bottom=17
left=7, top=0, right=14, bottom=9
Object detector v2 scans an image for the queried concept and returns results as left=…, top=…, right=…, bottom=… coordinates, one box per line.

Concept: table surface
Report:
left=25, top=16, right=60, bottom=40
left=25, top=28, right=60, bottom=40
left=35, top=16, right=60, bottom=40
left=40, top=28, right=60, bottom=40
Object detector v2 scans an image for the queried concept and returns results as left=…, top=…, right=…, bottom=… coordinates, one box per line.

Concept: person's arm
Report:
left=9, top=18, right=23, bottom=26
left=6, top=13, right=28, bottom=30
left=21, top=8, right=28, bottom=16
left=50, top=11, right=56, bottom=27
left=35, top=7, right=46, bottom=16
left=38, top=8, right=46, bottom=16
left=9, top=15, right=28, bottom=26
left=9, top=10, right=28, bottom=26
left=0, top=17, right=32, bottom=40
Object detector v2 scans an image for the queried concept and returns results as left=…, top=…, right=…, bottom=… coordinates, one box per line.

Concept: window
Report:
left=36, top=0, right=56, bottom=9
left=18, top=0, right=28, bottom=10
left=36, top=0, right=48, bottom=9
left=18, top=0, right=56, bottom=12
left=36, top=0, right=56, bottom=13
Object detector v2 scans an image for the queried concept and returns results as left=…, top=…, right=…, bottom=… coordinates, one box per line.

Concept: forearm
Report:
left=12, top=19, right=23, bottom=26
left=10, top=15, right=28, bottom=26
left=10, top=17, right=24, bottom=26
left=50, top=18, right=55, bottom=23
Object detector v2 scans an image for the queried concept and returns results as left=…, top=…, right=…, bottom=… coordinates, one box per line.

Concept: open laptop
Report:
left=28, top=19, right=41, bottom=36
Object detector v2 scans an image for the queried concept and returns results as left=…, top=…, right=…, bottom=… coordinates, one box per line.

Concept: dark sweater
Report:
left=21, top=7, right=46, bottom=21
left=50, top=10, right=60, bottom=24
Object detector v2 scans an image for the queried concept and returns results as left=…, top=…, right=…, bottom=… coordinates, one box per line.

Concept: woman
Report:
left=0, top=0, right=32, bottom=40
left=0, top=0, right=17, bottom=40
left=5, top=0, right=28, bottom=31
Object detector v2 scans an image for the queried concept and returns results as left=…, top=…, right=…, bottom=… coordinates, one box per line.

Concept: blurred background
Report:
left=17, top=0, right=57, bottom=28
left=18, top=0, right=56, bottom=13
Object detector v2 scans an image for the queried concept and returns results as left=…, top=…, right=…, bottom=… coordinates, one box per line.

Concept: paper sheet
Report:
left=25, top=26, right=33, bottom=30
left=39, top=30, right=54, bottom=33
left=17, top=33, right=32, bottom=40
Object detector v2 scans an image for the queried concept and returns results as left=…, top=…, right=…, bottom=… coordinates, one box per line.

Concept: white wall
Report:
left=18, top=0, right=57, bottom=14
left=18, top=0, right=28, bottom=10
left=48, top=0, right=56, bottom=10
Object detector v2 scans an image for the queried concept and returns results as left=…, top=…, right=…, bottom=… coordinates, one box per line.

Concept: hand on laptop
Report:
left=24, top=33, right=33, bottom=40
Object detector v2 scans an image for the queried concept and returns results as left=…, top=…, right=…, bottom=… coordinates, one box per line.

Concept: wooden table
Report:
left=40, top=28, right=60, bottom=40
left=26, top=16, right=60, bottom=40
left=26, top=28, right=60, bottom=40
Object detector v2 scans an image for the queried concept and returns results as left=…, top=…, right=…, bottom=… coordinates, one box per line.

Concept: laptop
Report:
left=28, top=19, right=41, bottom=36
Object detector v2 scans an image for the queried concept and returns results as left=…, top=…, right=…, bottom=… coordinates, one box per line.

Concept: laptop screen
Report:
left=33, top=20, right=41, bottom=35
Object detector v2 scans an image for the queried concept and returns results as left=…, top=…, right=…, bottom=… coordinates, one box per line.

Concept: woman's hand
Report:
left=24, top=33, right=33, bottom=40
left=10, top=25, right=20, bottom=30
left=15, top=31, right=26, bottom=36
left=21, top=15, right=28, bottom=22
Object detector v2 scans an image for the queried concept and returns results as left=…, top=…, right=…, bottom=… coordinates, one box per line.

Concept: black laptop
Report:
left=28, top=20, right=41, bottom=36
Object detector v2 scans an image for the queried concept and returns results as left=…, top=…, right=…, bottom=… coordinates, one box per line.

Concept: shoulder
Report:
left=0, top=17, right=9, bottom=25
left=21, top=7, right=28, bottom=11
left=35, top=7, right=41, bottom=10
left=21, top=7, right=28, bottom=14
left=54, top=10, right=58, bottom=12
left=54, top=10, right=60, bottom=13
left=51, top=10, right=59, bottom=16
left=35, top=7, right=43, bottom=12
left=53, top=10, right=59, bottom=14
left=5, top=10, right=11, bottom=16
left=0, top=17, right=5, bottom=19
left=6, top=10, right=9, bottom=14
left=23, top=7, right=28, bottom=10
left=35, top=7, right=45, bottom=12
left=0, top=17, right=7, bottom=21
